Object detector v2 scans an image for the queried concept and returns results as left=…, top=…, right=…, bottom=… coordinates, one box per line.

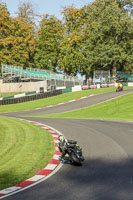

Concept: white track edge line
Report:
left=0, top=118, right=64, bottom=199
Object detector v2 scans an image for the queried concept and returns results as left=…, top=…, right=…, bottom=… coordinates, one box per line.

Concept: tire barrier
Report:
left=0, top=90, right=62, bottom=105
left=100, top=84, right=108, bottom=88
left=89, top=85, right=97, bottom=89
left=108, top=84, right=115, bottom=87
left=82, top=85, right=89, bottom=90
left=82, top=84, right=115, bottom=90
left=82, top=85, right=97, bottom=90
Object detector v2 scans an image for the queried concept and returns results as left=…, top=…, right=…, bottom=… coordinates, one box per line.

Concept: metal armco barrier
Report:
left=0, top=90, right=62, bottom=105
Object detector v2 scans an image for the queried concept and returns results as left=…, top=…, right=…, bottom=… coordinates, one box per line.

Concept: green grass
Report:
left=0, top=87, right=132, bottom=113
left=33, top=93, right=133, bottom=121
left=0, top=116, right=55, bottom=190
left=0, top=92, right=24, bottom=98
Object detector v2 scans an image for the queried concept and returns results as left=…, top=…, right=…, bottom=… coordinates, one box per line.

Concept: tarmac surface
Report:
left=1, top=89, right=133, bottom=200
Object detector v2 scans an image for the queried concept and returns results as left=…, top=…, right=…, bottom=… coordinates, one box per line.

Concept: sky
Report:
left=3, top=0, right=94, bottom=19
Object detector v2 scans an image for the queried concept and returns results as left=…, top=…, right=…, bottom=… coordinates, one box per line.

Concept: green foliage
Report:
left=0, top=0, right=133, bottom=75
left=34, top=15, right=63, bottom=71
left=82, top=0, right=133, bottom=76
left=0, top=1, right=35, bottom=68
left=0, top=2, right=12, bottom=64
left=58, top=0, right=133, bottom=77
left=58, top=6, right=88, bottom=75
left=10, top=17, right=35, bottom=67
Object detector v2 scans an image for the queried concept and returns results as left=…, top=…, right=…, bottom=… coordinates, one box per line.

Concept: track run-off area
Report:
left=1, top=89, right=133, bottom=200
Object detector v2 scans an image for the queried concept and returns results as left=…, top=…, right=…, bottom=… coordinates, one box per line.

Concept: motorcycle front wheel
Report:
left=70, top=152, right=82, bottom=165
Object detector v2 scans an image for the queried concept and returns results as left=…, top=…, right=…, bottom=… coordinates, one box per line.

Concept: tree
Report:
left=9, top=17, right=35, bottom=67
left=58, top=5, right=89, bottom=76
left=116, top=0, right=133, bottom=15
left=0, top=1, right=35, bottom=68
left=16, top=0, right=36, bottom=25
left=0, top=1, right=12, bottom=65
left=34, top=15, right=63, bottom=71
left=81, top=0, right=133, bottom=77
left=58, top=0, right=133, bottom=78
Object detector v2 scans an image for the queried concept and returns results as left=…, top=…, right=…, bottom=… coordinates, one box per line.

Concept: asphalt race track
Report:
left=1, top=89, right=133, bottom=200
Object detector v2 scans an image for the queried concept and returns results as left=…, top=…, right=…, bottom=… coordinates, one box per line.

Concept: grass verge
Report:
left=0, top=116, right=55, bottom=190
left=0, top=92, right=24, bottom=98
left=32, top=93, right=133, bottom=121
left=0, top=87, right=132, bottom=113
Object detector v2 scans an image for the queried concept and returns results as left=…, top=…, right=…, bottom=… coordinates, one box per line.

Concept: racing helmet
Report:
left=58, top=135, right=65, bottom=142
left=58, top=135, right=68, bottom=143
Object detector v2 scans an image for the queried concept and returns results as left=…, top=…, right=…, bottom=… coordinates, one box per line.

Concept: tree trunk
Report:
left=112, top=60, right=117, bottom=77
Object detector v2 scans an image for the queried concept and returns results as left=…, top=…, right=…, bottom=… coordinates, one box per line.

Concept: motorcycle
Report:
left=58, top=135, right=84, bottom=165
left=116, top=86, right=124, bottom=92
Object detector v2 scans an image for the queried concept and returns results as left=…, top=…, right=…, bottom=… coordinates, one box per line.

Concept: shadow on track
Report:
left=4, top=158, right=133, bottom=200
left=53, top=158, right=133, bottom=200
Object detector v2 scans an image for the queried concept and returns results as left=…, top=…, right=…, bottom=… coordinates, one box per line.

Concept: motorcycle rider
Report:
left=58, top=135, right=77, bottom=161
left=118, top=82, right=123, bottom=88
left=117, top=82, right=123, bottom=91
